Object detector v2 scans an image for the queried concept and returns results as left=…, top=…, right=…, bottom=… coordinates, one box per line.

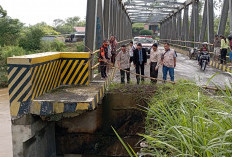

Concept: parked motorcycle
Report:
left=189, top=47, right=198, bottom=60
left=199, top=51, right=210, bottom=71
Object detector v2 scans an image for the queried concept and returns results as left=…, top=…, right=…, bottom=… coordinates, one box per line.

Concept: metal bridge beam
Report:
left=229, top=0, right=232, bottom=34
left=207, top=0, right=214, bottom=44
left=177, top=11, right=182, bottom=45
left=85, top=0, right=97, bottom=52
left=200, top=0, right=207, bottom=42
left=182, top=6, right=189, bottom=46
left=103, top=0, right=110, bottom=39
left=193, top=0, right=199, bottom=46
left=218, top=0, right=229, bottom=35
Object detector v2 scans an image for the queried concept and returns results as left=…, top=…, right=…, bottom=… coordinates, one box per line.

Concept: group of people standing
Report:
left=118, top=42, right=176, bottom=84
left=214, top=34, right=232, bottom=64
left=99, top=37, right=177, bottom=84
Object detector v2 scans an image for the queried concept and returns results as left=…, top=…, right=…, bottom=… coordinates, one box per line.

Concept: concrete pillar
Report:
left=85, top=0, right=97, bottom=51
left=200, top=0, right=207, bottom=42
left=12, top=116, right=56, bottom=157
left=207, top=0, right=214, bottom=44
left=218, top=0, right=229, bottom=35
left=103, top=0, right=111, bottom=39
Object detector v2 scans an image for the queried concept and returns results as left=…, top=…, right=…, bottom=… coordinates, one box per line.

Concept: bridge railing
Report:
left=7, top=52, right=91, bottom=118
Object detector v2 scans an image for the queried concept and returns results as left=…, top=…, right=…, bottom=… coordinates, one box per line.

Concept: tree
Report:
left=34, top=22, right=60, bottom=35
left=53, top=16, right=86, bottom=34
left=132, top=23, right=144, bottom=36
left=53, top=19, right=65, bottom=27
left=0, top=17, right=23, bottom=46
left=139, top=30, right=153, bottom=35
left=0, top=5, right=7, bottom=18
left=19, top=26, right=45, bottom=51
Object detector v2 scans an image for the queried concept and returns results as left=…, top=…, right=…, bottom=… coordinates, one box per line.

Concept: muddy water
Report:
left=0, top=88, right=12, bottom=157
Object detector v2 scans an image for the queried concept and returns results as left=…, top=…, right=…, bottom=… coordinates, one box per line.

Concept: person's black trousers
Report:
left=100, top=61, right=107, bottom=78
left=130, top=57, right=133, bottom=63
left=135, top=63, right=145, bottom=84
left=120, top=68, right=130, bottom=84
left=221, top=48, right=227, bottom=64
left=150, top=62, right=158, bottom=84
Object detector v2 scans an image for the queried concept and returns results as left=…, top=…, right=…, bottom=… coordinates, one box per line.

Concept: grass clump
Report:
left=141, top=80, right=232, bottom=157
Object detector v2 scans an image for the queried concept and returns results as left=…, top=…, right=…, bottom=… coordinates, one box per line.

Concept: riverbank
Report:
left=140, top=80, right=232, bottom=156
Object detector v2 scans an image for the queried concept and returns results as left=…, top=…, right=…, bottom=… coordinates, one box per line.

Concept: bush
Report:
left=76, top=41, right=84, bottom=52
left=19, top=27, right=45, bottom=51
left=40, top=40, right=66, bottom=52
left=141, top=80, right=232, bottom=156
left=51, top=40, right=65, bottom=51
left=0, top=45, right=25, bottom=63
left=139, top=29, right=153, bottom=35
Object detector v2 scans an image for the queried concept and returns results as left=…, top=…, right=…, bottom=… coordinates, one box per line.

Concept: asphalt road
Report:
left=0, top=50, right=231, bottom=157
left=113, top=52, right=232, bottom=88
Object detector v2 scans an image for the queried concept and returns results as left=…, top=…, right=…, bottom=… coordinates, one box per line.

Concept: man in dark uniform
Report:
left=133, top=43, right=147, bottom=84
left=99, top=40, right=110, bottom=79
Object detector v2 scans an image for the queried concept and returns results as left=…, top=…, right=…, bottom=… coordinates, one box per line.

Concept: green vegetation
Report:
left=139, top=30, right=153, bottom=35
left=53, top=16, right=86, bottom=34
left=0, top=5, right=86, bottom=87
left=140, top=80, right=232, bottom=156
left=132, top=23, right=145, bottom=36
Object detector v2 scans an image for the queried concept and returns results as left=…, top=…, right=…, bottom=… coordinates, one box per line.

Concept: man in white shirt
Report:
left=117, top=45, right=131, bottom=84
left=150, top=43, right=161, bottom=84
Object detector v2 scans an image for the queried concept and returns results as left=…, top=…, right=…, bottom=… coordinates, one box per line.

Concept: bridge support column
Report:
left=104, top=0, right=111, bottom=39
left=218, top=0, right=229, bottom=35
left=85, top=0, right=97, bottom=52
left=193, top=0, right=199, bottom=47
left=12, top=115, right=56, bottom=157
left=172, top=14, right=177, bottom=44
left=182, top=6, right=189, bottom=47
left=96, top=0, right=104, bottom=49
left=229, top=0, right=232, bottom=34
left=207, top=0, right=214, bottom=44
left=177, top=11, right=182, bottom=46
left=200, top=0, right=207, bottom=42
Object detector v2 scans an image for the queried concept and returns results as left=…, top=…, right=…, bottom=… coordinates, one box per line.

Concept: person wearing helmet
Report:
left=198, top=42, right=209, bottom=64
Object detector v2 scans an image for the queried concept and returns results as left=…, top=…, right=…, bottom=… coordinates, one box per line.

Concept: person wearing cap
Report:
left=133, top=43, right=147, bottom=84
left=213, top=35, right=221, bottom=62
left=117, top=45, right=131, bottom=84
left=99, top=40, right=110, bottom=79
left=150, top=43, right=161, bottom=84
left=161, top=43, right=177, bottom=82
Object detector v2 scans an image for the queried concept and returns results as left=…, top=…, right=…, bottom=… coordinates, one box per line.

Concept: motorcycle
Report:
left=199, top=51, right=210, bottom=71
left=189, top=47, right=198, bottom=60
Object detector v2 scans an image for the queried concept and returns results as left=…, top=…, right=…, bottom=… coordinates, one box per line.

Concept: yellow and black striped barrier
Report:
left=8, top=52, right=91, bottom=118
left=209, top=61, right=232, bottom=73
left=30, top=67, right=117, bottom=116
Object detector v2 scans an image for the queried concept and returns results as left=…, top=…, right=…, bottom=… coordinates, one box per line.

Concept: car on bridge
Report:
left=133, top=36, right=154, bottom=56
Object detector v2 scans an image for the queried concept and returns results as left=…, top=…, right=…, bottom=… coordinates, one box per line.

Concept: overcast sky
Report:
left=1, top=0, right=87, bottom=26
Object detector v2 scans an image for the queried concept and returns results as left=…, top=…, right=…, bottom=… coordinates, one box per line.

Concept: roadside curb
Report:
left=209, top=61, right=232, bottom=73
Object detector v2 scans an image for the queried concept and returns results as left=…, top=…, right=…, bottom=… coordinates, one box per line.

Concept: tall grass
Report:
left=141, top=80, right=232, bottom=156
